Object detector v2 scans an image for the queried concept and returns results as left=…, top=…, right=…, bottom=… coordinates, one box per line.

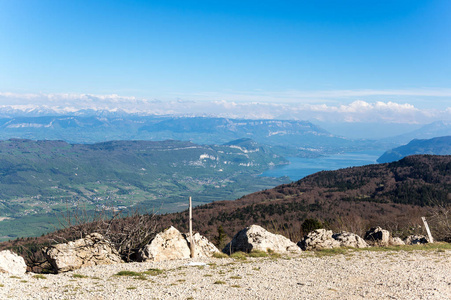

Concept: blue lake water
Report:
left=261, top=150, right=384, bottom=181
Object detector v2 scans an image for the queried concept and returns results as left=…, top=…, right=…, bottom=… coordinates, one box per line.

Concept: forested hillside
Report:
left=161, top=155, right=451, bottom=242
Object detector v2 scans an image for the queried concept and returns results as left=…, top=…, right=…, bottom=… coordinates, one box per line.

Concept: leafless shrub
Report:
left=54, top=202, right=159, bottom=261
left=332, top=214, right=369, bottom=238
left=5, top=205, right=159, bottom=273
left=427, top=202, right=451, bottom=242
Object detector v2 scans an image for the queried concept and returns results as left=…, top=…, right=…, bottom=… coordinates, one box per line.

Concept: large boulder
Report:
left=0, top=250, right=27, bottom=275
left=43, top=233, right=122, bottom=273
left=390, top=237, right=406, bottom=246
left=138, top=226, right=220, bottom=262
left=223, top=224, right=302, bottom=255
left=190, top=232, right=221, bottom=258
left=138, top=226, right=190, bottom=262
left=405, top=235, right=429, bottom=245
left=364, top=227, right=390, bottom=246
left=298, top=229, right=341, bottom=251
left=332, top=231, right=368, bottom=248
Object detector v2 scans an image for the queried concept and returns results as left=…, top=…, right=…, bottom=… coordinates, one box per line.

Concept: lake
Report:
left=261, top=150, right=384, bottom=181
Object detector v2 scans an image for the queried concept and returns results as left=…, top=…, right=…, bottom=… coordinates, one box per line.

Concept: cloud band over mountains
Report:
left=0, top=91, right=449, bottom=124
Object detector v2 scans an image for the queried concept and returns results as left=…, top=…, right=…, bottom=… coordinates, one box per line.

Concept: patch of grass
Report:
left=315, top=248, right=348, bottom=257
left=230, top=275, right=242, bottom=279
left=115, top=270, right=142, bottom=277
left=231, top=284, right=241, bottom=288
left=230, top=251, right=247, bottom=260
left=309, top=242, right=451, bottom=257
left=9, top=275, right=21, bottom=279
left=20, top=280, right=28, bottom=283
left=33, top=274, right=47, bottom=279
left=214, top=280, right=226, bottom=284
left=212, top=252, right=228, bottom=259
left=267, top=249, right=282, bottom=258
left=0, top=284, right=4, bottom=287
left=204, top=274, right=213, bottom=277
left=126, top=286, right=137, bottom=290
left=72, top=274, right=88, bottom=278
left=207, top=263, right=218, bottom=269
left=355, top=242, right=451, bottom=253
left=248, top=250, right=269, bottom=258
left=177, top=279, right=186, bottom=282
left=115, top=270, right=147, bottom=280
left=143, top=268, right=164, bottom=276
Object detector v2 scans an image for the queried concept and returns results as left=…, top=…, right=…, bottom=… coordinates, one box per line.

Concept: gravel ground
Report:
left=1, top=250, right=451, bottom=299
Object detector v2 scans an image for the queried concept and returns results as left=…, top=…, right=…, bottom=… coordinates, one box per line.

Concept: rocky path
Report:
left=1, top=250, right=451, bottom=299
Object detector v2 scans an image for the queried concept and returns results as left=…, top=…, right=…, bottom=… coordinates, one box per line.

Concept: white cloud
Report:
left=167, top=88, right=451, bottom=104
left=0, top=91, right=449, bottom=124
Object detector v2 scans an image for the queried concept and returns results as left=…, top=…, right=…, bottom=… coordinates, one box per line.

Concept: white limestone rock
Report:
left=190, top=232, right=221, bottom=258
left=138, top=226, right=221, bottom=262
left=332, top=231, right=368, bottom=248
left=43, top=233, right=122, bottom=273
left=0, top=250, right=27, bottom=275
left=390, top=237, right=406, bottom=246
left=405, top=235, right=428, bottom=245
left=298, top=229, right=341, bottom=251
left=223, top=224, right=302, bottom=255
left=364, top=227, right=391, bottom=246
left=138, top=226, right=191, bottom=262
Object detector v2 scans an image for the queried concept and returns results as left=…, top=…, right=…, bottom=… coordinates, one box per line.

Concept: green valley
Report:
left=0, top=138, right=289, bottom=240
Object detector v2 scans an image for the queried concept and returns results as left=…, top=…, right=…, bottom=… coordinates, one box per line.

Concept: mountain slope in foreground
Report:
left=160, top=155, right=451, bottom=241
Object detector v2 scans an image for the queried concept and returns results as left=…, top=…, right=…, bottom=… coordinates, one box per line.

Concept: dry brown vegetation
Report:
left=0, top=209, right=159, bottom=272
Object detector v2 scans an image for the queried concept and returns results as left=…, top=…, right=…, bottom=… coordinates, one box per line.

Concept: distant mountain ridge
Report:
left=377, top=136, right=451, bottom=163
left=0, top=115, right=376, bottom=156
left=0, top=104, right=449, bottom=141
left=383, top=121, right=451, bottom=144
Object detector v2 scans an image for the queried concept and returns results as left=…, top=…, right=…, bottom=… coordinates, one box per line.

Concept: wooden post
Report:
left=189, top=196, right=195, bottom=257
left=421, top=217, right=434, bottom=243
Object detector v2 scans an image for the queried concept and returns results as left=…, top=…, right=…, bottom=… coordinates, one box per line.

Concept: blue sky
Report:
left=0, top=0, right=450, bottom=122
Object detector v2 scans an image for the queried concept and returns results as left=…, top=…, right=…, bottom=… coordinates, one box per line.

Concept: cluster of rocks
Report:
left=298, top=226, right=430, bottom=251
left=298, top=229, right=366, bottom=250
left=41, top=226, right=220, bottom=273
left=0, top=224, right=432, bottom=275
left=222, top=225, right=430, bottom=253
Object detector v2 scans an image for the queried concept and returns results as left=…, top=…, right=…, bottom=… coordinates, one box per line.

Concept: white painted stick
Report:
left=189, top=196, right=195, bottom=257
left=421, top=217, right=434, bottom=243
